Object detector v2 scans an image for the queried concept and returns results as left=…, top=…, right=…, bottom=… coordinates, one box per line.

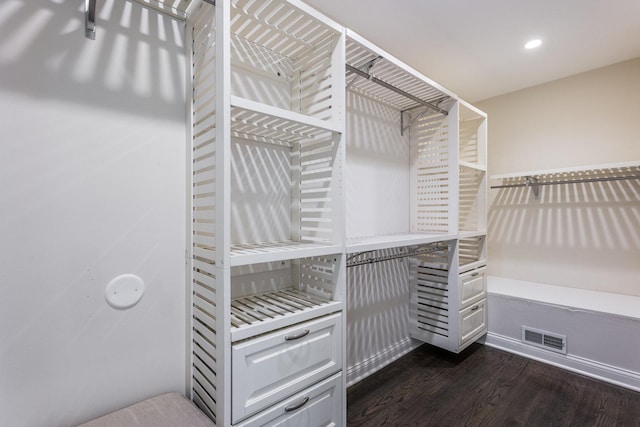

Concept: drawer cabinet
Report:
left=458, top=266, right=486, bottom=309
left=459, top=298, right=487, bottom=347
left=235, top=373, right=343, bottom=427
left=232, top=313, right=342, bottom=423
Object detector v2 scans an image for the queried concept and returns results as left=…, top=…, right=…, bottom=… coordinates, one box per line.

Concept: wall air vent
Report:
left=521, top=326, right=567, bottom=354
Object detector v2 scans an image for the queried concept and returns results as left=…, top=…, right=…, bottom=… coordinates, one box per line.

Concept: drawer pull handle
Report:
left=471, top=272, right=479, bottom=277
left=284, top=396, right=309, bottom=412
left=285, top=329, right=310, bottom=341
left=471, top=305, right=480, bottom=311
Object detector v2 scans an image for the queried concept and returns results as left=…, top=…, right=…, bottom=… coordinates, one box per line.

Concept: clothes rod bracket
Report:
left=526, top=176, right=539, bottom=199
left=85, top=0, right=96, bottom=40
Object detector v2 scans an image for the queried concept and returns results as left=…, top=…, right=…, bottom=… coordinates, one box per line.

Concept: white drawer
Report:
left=459, top=298, right=487, bottom=347
left=458, top=266, right=486, bottom=309
left=232, top=313, right=342, bottom=423
left=234, top=373, right=343, bottom=427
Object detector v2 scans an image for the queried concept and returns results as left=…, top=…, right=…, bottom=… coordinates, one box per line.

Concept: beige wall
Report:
left=477, top=58, right=640, bottom=296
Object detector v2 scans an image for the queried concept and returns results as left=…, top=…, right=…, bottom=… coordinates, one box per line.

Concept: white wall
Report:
left=345, top=91, right=418, bottom=383
left=477, top=58, right=640, bottom=296
left=0, top=1, right=187, bottom=426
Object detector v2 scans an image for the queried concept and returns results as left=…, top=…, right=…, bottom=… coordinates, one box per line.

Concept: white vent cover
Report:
left=521, top=326, right=567, bottom=354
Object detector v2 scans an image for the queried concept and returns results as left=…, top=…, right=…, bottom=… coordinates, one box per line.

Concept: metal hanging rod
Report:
left=346, top=244, right=446, bottom=268
left=345, top=64, right=449, bottom=117
left=490, top=174, right=640, bottom=190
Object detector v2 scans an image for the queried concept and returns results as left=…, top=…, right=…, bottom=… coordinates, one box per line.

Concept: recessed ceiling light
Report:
left=525, top=39, right=542, bottom=49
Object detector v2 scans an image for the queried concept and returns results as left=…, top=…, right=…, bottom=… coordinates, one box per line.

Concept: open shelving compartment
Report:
left=344, top=30, right=458, bottom=253
left=191, top=0, right=346, bottom=268
left=458, top=101, right=487, bottom=236
left=228, top=254, right=344, bottom=342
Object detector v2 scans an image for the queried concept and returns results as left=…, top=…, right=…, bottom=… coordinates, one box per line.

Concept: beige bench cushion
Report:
left=79, top=393, right=215, bottom=427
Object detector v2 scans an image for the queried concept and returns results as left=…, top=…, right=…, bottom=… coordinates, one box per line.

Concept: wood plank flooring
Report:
left=347, top=343, right=640, bottom=426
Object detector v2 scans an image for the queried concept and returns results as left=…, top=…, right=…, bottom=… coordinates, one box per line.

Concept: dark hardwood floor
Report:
left=347, top=343, right=640, bottom=426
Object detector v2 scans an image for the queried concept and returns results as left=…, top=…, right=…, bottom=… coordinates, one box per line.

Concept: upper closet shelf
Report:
left=346, top=232, right=456, bottom=254
left=345, top=30, right=455, bottom=118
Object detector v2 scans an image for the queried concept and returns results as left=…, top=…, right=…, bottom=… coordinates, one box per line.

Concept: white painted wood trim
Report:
left=484, top=332, right=640, bottom=392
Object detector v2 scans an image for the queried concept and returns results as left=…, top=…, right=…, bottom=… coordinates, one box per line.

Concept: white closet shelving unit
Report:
left=85, top=0, right=490, bottom=422
left=187, top=1, right=346, bottom=425
left=410, top=100, right=488, bottom=353
left=343, top=30, right=489, bottom=355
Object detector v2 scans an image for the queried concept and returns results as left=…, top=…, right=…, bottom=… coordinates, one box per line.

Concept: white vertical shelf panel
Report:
left=189, top=1, right=347, bottom=425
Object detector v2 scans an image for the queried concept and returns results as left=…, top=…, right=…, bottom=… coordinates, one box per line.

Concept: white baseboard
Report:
left=346, top=338, right=420, bottom=387
left=484, top=332, right=640, bottom=392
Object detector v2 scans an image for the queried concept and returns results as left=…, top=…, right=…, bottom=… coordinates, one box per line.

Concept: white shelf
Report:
left=230, top=288, right=343, bottom=342
left=345, top=30, right=455, bottom=111
left=346, top=232, right=456, bottom=254
left=458, top=230, right=487, bottom=239
left=487, top=276, right=640, bottom=321
left=459, top=160, right=486, bottom=172
left=491, top=160, right=640, bottom=181
left=230, top=241, right=342, bottom=266
left=230, top=96, right=341, bottom=146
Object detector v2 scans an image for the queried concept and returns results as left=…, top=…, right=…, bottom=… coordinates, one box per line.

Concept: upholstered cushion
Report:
left=79, top=393, right=215, bottom=427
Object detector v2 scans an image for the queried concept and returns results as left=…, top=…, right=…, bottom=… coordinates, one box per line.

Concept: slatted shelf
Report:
left=229, top=241, right=342, bottom=266
left=458, top=235, right=487, bottom=273
left=346, top=233, right=456, bottom=254
left=230, top=288, right=342, bottom=342
left=345, top=30, right=454, bottom=111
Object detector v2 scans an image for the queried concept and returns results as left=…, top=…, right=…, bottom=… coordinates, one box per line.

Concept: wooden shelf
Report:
left=459, top=160, right=486, bottom=172
left=230, top=288, right=343, bottom=342
left=230, top=241, right=342, bottom=266
left=346, top=232, right=456, bottom=254
left=345, top=30, right=455, bottom=112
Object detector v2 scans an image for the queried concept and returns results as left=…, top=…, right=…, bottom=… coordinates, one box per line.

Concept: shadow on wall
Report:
left=347, top=250, right=413, bottom=384
left=489, top=175, right=640, bottom=294
left=0, top=0, right=186, bottom=120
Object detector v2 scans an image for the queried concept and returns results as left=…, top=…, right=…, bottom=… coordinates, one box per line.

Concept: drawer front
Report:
left=232, top=313, right=342, bottom=423
left=458, top=267, right=486, bottom=308
left=459, top=299, right=487, bottom=347
left=235, top=373, right=343, bottom=427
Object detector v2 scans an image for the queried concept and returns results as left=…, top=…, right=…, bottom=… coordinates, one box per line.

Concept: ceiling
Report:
left=303, top=0, right=640, bottom=102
